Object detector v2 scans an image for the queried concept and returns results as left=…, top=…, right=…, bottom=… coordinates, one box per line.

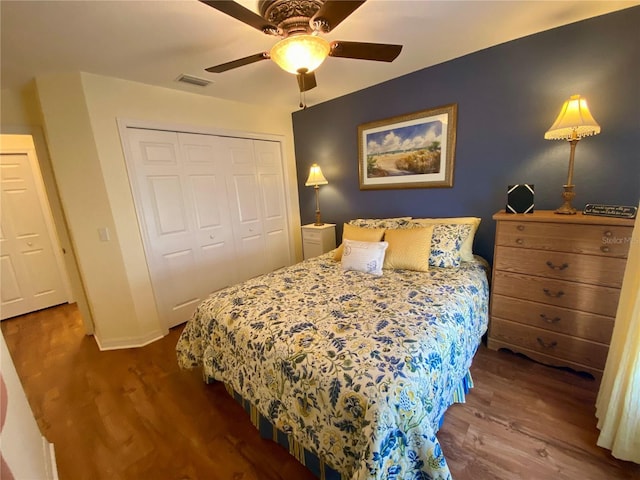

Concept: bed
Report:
left=177, top=218, right=489, bottom=480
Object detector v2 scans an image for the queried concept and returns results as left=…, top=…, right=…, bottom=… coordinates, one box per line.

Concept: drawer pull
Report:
left=600, top=246, right=611, bottom=253
left=516, top=225, right=525, bottom=231
left=515, top=238, right=524, bottom=245
left=537, top=337, right=558, bottom=349
left=543, top=288, right=565, bottom=298
left=546, top=261, right=569, bottom=271
left=540, top=314, right=561, bottom=324
left=603, top=230, right=613, bottom=237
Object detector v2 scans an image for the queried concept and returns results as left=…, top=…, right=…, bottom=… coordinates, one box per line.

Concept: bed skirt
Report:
left=223, top=371, right=474, bottom=480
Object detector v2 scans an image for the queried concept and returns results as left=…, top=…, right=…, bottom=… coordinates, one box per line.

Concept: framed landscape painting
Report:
left=358, top=104, right=457, bottom=190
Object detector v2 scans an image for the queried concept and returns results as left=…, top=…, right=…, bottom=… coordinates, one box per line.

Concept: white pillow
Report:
left=341, top=239, right=388, bottom=276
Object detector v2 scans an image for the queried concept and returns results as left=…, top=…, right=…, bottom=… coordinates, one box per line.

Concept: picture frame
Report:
left=358, top=103, right=457, bottom=190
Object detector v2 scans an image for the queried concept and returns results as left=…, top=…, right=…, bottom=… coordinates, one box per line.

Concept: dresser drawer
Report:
left=492, top=271, right=621, bottom=317
left=302, top=229, right=322, bottom=242
left=496, top=221, right=632, bottom=258
left=301, top=224, right=336, bottom=260
left=490, top=318, right=609, bottom=369
left=494, top=245, right=627, bottom=288
left=490, top=294, right=614, bottom=344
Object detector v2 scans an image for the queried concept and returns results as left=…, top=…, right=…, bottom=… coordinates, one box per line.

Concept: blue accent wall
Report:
left=292, top=7, right=640, bottom=263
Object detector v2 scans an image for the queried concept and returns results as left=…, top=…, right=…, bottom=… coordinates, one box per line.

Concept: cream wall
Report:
left=1, top=332, right=57, bottom=479
left=36, top=73, right=141, bottom=347
left=1, top=84, right=93, bottom=333
left=35, top=72, right=301, bottom=349
left=1, top=84, right=41, bottom=126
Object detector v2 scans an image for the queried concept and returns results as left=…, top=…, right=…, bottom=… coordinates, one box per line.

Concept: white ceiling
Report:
left=2, top=0, right=638, bottom=111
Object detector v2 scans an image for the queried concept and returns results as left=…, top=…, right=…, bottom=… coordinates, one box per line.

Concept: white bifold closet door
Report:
left=222, top=137, right=291, bottom=280
left=125, top=128, right=291, bottom=329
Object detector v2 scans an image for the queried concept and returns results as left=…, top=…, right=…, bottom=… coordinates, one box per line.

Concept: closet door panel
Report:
left=126, top=130, right=226, bottom=327
left=159, top=248, right=200, bottom=313
left=148, top=175, right=188, bottom=236
left=179, top=133, right=237, bottom=296
left=224, top=137, right=267, bottom=279
left=127, top=129, right=202, bottom=327
left=254, top=140, right=291, bottom=271
left=124, top=128, right=292, bottom=328
left=127, top=129, right=201, bottom=328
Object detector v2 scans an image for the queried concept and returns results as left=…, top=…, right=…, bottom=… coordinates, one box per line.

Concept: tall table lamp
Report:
left=544, top=94, right=601, bottom=214
left=305, top=163, right=328, bottom=225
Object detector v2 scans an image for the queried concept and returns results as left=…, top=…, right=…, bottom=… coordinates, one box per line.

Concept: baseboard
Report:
left=93, top=329, right=166, bottom=351
left=42, top=436, right=59, bottom=480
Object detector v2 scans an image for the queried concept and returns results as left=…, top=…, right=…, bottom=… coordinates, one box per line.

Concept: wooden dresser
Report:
left=488, top=210, right=635, bottom=381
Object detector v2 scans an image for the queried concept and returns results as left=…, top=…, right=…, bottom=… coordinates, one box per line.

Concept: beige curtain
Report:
left=595, top=203, right=640, bottom=463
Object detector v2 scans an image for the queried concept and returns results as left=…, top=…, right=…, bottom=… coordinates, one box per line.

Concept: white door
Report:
left=223, top=137, right=269, bottom=280
left=254, top=140, right=291, bottom=272
left=125, top=129, right=237, bottom=328
left=0, top=151, right=68, bottom=319
left=180, top=133, right=239, bottom=297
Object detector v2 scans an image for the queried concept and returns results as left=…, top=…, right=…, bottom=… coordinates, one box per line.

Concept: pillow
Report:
left=429, top=223, right=473, bottom=268
left=334, top=223, right=386, bottom=260
left=341, top=239, right=388, bottom=276
left=411, top=217, right=481, bottom=262
left=348, top=217, right=413, bottom=229
left=383, top=226, right=434, bottom=272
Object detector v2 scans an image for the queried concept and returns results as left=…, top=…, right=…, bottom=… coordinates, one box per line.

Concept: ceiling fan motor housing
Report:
left=259, top=0, right=324, bottom=35
left=202, top=0, right=401, bottom=103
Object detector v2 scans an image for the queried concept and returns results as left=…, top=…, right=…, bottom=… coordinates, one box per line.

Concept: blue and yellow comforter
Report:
left=177, top=253, right=489, bottom=480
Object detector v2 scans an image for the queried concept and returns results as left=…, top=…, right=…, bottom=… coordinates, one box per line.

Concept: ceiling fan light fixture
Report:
left=269, top=34, right=330, bottom=74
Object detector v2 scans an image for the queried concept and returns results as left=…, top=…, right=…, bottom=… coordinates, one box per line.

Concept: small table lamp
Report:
left=544, top=94, right=601, bottom=214
left=305, top=163, right=328, bottom=225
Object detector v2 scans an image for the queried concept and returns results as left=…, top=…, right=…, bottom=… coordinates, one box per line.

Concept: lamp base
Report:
left=314, top=210, right=324, bottom=226
left=555, top=184, right=577, bottom=215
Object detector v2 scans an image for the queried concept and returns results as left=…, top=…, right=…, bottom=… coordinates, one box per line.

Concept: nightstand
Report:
left=301, top=223, right=336, bottom=260
left=488, top=210, right=634, bottom=382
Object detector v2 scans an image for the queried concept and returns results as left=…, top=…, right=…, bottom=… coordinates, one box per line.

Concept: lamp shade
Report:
left=270, top=35, right=330, bottom=74
left=544, top=94, right=601, bottom=141
left=305, top=163, right=328, bottom=186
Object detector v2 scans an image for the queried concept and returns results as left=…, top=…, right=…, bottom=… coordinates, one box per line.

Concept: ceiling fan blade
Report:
left=297, top=71, right=317, bottom=92
left=199, top=0, right=278, bottom=34
left=329, top=41, right=403, bottom=62
left=312, top=0, right=367, bottom=32
left=205, top=52, right=269, bottom=73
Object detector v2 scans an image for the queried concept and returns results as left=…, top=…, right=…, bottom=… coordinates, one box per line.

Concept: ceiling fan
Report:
left=200, top=0, right=403, bottom=105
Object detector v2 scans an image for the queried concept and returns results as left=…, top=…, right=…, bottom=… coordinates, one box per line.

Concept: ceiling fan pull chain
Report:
left=298, top=68, right=307, bottom=109
left=300, top=89, right=307, bottom=109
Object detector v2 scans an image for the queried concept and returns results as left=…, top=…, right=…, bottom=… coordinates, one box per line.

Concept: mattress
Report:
left=177, top=252, right=490, bottom=479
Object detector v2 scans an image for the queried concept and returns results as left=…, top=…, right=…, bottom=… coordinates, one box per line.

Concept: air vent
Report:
left=176, top=74, right=211, bottom=87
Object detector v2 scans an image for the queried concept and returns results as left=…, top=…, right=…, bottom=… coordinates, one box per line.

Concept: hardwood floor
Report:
left=2, top=303, right=638, bottom=480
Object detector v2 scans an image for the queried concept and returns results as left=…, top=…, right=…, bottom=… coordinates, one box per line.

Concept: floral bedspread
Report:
left=177, top=253, right=489, bottom=480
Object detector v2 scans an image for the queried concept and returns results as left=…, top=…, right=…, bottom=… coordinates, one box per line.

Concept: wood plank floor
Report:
left=2, top=303, right=638, bottom=480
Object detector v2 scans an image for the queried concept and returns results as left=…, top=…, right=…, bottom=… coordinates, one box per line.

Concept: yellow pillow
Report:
left=383, top=226, right=434, bottom=272
left=334, top=223, right=386, bottom=260
left=411, top=217, right=481, bottom=262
